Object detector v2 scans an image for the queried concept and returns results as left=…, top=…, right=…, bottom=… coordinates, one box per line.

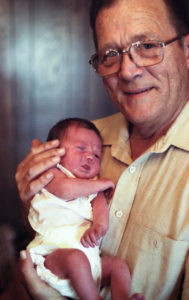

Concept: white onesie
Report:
left=27, top=164, right=102, bottom=299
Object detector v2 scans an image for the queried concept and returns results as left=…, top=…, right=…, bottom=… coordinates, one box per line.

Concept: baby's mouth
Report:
left=82, top=164, right=90, bottom=171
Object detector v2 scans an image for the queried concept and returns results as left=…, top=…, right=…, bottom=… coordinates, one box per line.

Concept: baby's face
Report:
left=59, top=126, right=102, bottom=179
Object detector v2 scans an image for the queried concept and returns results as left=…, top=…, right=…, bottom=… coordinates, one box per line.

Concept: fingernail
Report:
left=46, top=172, right=54, bottom=179
left=52, top=156, right=60, bottom=163
left=20, top=250, right=27, bottom=260
left=58, top=148, right=65, bottom=154
left=51, top=139, right=59, bottom=145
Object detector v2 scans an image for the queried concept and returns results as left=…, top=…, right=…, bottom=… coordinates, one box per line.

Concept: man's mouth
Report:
left=124, top=87, right=154, bottom=95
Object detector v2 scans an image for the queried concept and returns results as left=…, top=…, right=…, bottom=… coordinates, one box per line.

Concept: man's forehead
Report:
left=95, top=0, right=176, bottom=47
left=96, top=0, right=169, bottom=26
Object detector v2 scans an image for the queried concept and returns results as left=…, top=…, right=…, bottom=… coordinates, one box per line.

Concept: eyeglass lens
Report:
left=92, top=40, right=164, bottom=76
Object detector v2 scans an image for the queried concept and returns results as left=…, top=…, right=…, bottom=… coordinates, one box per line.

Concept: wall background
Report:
left=0, top=0, right=118, bottom=245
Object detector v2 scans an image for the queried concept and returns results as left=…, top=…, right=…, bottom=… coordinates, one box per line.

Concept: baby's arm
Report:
left=80, top=192, right=109, bottom=248
left=45, top=167, right=115, bottom=201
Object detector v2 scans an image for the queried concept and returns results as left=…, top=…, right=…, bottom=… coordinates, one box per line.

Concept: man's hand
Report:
left=20, top=251, right=65, bottom=300
left=15, top=139, right=65, bottom=212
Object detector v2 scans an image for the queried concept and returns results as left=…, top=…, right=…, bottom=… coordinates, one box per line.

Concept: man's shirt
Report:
left=94, top=101, right=189, bottom=300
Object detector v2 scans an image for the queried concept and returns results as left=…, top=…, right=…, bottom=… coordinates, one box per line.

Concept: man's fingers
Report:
left=20, top=171, right=55, bottom=202
left=16, top=147, right=66, bottom=202
left=20, top=250, right=44, bottom=295
left=31, top=139, right=43, bottom=148
left=20, top=251, right=63, bottom=300
left=16, top=139, right=62, bottom=181
left=30, top=140, right=60, bottom=156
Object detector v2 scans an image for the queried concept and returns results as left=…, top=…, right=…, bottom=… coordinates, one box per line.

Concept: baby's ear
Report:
left=183, top=34, right=189, bottom=69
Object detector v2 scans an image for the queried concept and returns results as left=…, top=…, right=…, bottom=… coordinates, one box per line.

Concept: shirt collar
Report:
left=97, top=113, right=132, bottom=165
left=149, top=100, right=189, bottom=153
left=100, top=100, right=189, bottom=165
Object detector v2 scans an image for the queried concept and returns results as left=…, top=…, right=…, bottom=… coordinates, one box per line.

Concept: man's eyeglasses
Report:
left=89, top=35, right=185, bottom=77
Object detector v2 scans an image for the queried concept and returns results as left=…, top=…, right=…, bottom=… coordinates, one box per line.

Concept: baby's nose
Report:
left=85, top=153, right=93, bottom=163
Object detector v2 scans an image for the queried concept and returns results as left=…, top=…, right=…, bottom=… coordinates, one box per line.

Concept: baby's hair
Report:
left=47, top=117, right=102, bottom=143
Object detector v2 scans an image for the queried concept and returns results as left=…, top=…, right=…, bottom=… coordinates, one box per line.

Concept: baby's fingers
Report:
left=81, top=231, right=98, bottom=248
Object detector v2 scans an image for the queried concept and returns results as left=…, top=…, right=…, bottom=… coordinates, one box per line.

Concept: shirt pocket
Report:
left=126, top=223, right=189, bottom=299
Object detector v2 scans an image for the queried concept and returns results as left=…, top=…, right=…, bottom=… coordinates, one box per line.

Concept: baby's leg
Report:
left=45, top=248, right=102, bottom=300
left=101, top=256, right=146, bottom=300
left=101, top=256, right=131, bottom=300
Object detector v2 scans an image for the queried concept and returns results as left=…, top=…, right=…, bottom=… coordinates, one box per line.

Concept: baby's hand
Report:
left=80, top=224, right=107, bottom=248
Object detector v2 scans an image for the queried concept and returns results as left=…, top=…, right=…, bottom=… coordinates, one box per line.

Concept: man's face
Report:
left=60, top=126, right=102, bottom=179
left=95, top=0, right=189, bottom=133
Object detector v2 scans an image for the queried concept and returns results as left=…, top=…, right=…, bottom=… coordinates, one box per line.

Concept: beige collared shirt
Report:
left=94, top=101, right=189, bottom=300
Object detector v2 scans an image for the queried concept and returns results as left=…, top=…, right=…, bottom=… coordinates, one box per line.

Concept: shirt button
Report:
left=115, top=210, right=123, bottom=218
left=129, top=166, right=136, bottom=173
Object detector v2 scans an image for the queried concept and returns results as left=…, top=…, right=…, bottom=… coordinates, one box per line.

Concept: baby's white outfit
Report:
left=27, top=164, right=101, bottom=299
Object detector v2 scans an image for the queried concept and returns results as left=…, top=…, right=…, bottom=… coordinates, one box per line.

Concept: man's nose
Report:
left=118, top=53, right=143, bottom=81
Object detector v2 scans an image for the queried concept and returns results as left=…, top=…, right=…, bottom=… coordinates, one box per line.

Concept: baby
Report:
left=27, top=118, right=145, bottom=300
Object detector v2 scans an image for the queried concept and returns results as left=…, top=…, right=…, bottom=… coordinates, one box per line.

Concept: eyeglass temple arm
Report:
left=163, top=34, right=186, bottom=46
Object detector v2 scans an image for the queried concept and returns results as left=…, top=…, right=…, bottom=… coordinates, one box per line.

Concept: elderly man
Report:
left=8, top=0, right=189, bottom=299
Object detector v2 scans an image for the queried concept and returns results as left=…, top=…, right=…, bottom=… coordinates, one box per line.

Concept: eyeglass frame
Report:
left=89, top=34, right=186, bottom=76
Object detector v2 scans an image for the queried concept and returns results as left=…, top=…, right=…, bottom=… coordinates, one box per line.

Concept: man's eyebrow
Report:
left=132, top=33, right=160, bottom=41
left=98, top=33, right=160, bottom=51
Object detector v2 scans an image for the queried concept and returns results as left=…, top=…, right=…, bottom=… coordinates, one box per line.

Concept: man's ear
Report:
left=183, top=34, right=189, bottom=68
